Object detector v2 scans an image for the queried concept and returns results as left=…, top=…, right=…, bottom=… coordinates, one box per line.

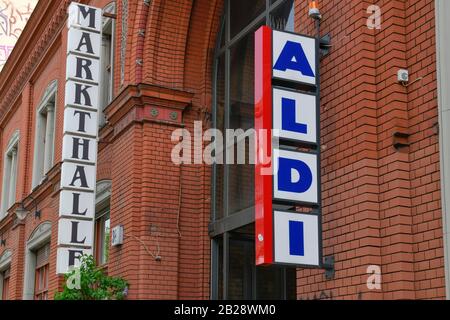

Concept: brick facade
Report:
left=296, top=0, right=444, bottom=299
left=0, top=0, right=447, bottom=300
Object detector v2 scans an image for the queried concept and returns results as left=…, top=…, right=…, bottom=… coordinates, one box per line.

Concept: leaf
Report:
left=54, top=254, right=129, bottom=300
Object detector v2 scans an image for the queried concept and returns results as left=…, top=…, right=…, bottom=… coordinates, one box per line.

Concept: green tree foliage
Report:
left=54, top=255, right=128, bottom=300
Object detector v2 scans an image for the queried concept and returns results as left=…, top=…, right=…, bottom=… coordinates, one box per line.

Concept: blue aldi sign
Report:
left=272, top=88, right=317, bottom=144
left=273, top=149, right=318, bottom=205
left=255, top=26, right=321, bottom=267
left=274, top=210, right=320, bottom=266
left=272, top=30, right=317, bottom=85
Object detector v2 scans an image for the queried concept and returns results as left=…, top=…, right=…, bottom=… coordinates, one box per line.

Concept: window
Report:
left=95, top=209, right=110, bottom=265
left=34, top=243, right=50, bottom=300
left=98, top=3, right=116, bottom=127
left=217, top=224, right=296, bottom=300
left=32, top=80, right=57, bottom=188
left=211, top=0, right=296, bottom=300
left=23, top=222, right=51, bottom=300
left=1, top=131, right=20, bottom=218
left=2, top=268, right=10, bottom=300
left=0, top=249, right=12, bottom=300
left=95, top=180, right=111, bottom=265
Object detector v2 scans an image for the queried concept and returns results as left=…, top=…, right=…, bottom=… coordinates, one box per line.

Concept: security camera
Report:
left=398, top=69, right=409, bottom=83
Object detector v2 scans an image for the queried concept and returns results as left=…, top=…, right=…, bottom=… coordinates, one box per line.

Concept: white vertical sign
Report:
left=57, top=2, right=102, bottom=274
left=270, top=29, right=320, bottom=266
left=273, top=210, right=319, bottom=266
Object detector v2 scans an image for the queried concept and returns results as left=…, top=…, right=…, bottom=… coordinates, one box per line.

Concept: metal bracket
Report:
left=208, top=223, right=215, bottom=236
left=323, top=255, right=335, bottom=280
left=433, top=122, right=439, bottom=136
left=319, top=34, right=331, bottom=57
left=393, top=130, right=410, bottom=150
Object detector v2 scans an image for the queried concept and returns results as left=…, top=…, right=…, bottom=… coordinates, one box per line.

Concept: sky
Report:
left=0, top=0, right=38, bottom=72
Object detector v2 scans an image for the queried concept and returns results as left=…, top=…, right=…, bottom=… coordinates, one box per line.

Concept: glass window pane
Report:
left=217, top=237, right=223, bottom=300
left=214, top=54, right=225, bottom=220
left=103, top=216, right=110, bottom=263
left=95, top=209, right=110, bottom=265
left=227, top=29, right=258, bottom=215
left=2, top=275, right=9, bottom=300
left=270, top=0, right=295, bottom=32
left=215, top=164, right=224, bottom=219
left=212, top=0, right=299, bottom=301
left=219, top=19, right=225, bottom=49
left=229, top=33, right=256, bottom=131
left=228, top=238, right=254, bottom=299
left=256, top=267, right=284, bottom=299
left=286, top=268, right=297, bottom=300
left=216, top=55, right=225, bottom=134
left=228, top=163, right=253, bottom=214
left=230, top=0, right=266, bottom=39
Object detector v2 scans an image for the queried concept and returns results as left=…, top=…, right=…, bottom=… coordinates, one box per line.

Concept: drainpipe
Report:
left=435, top=0, right=450, bottom=300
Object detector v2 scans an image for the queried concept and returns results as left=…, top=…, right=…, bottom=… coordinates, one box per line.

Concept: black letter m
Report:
left=78, top=5, right=97, bottom=29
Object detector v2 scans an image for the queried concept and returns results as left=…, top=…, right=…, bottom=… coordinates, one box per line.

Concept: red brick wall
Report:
left=0, top=0, right=447, bottom=301
left=295, top=0, right=445, bottom=299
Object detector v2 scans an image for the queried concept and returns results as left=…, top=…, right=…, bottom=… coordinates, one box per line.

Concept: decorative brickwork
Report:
left=0, top=0, right=446, bottom=300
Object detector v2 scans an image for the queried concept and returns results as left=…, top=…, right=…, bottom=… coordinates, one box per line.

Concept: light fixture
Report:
left=29, top=195, right=41, bottom=220
left=14, top=195, right=41, bottom=221
left=308, top=0, right=322, bottom=20
left=15, top=203, right=28, bottom=221
left=0, top=234, right=5, bottom=247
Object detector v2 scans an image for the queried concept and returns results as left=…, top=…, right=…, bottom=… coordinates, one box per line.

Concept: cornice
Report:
left=105, top=83, right=194, bottom=124
left=0, top=161, right=61, bottom=232
left=0, top=0, right=90, bottom=123
left=0, top=0, right=67, bottom=122
left=102, top=83, right=194, bottom=141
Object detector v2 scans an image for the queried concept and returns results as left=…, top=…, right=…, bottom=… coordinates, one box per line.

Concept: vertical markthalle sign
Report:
left=56, top=3, right=102, bottom=274
left=255, top=26, right=322, bottom=267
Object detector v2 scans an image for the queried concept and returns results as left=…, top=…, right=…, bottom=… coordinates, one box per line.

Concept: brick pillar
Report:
left=295, top=0, right=384, bottom=300
left=374, top=0, right=415, bottom=299
left=106, top=84, right=194, bottom=299
left=9, top=221, right=25, bottom=299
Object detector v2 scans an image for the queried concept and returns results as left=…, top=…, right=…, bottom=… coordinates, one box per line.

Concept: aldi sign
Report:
left=255, top=26, right=321, bottom=267
left=272, top=88, right=317, bottom=144
left=273, top=148, right=318, bottom=205
left=273, top=210, right=320, bottom=266
left=56, top=2, right=102, bottom=274
left=272, top=30, right=316, bottom=85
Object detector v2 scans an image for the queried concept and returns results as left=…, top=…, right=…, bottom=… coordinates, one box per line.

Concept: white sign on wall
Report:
left=57, top=2, right=102, bottom=274
left=273, top=210, right=319, bottom=266
left=65, top=82, right=99, bottom=111
left=255, top=26, right=321, bottom=267
left=57, top=247, right=92, bottom=274
left=57, top=218, right=94, bottom=247
left=67, top=28, right=102, bottom=57
left=272, top=30, right=316, bottom=86
left=63, top=107, right=99, bottom=135
left=62, top=134, right=98, bottom=164
left=59, top=190, right=95, bottom=219
left=272, top=88, right=317, bottom=144
left=273, top=148, right=318, bottom=205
